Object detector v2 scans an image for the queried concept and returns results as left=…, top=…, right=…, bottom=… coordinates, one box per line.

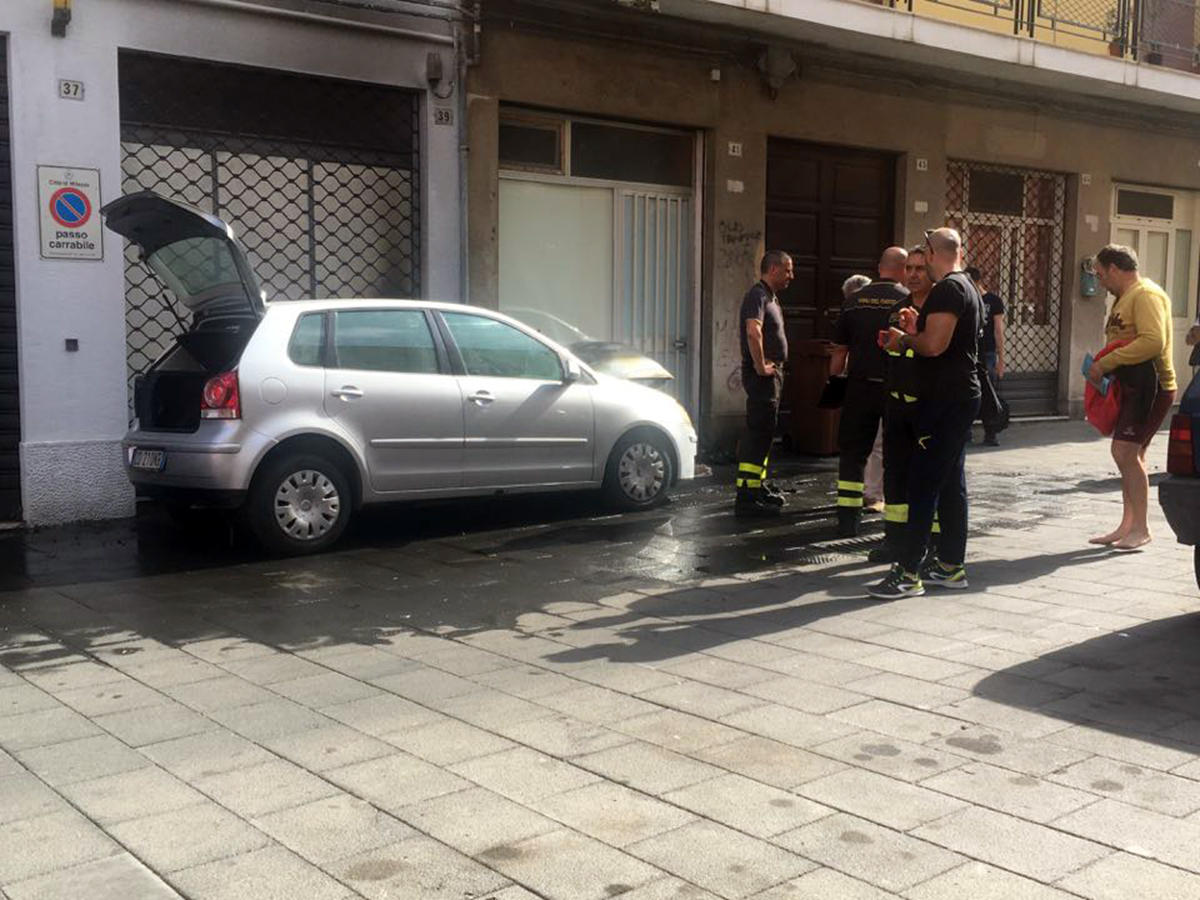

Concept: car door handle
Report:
left=331, top=386, right=364, bottom=401
left=466, top=391, right=495, bottom=406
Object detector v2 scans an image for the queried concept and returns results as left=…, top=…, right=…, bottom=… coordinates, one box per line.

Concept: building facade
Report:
left=5, top=0, right=1200, bottom=525
left=467, top=0, right=1200, bottom=450
left=1, top=0, right=466, bottom=526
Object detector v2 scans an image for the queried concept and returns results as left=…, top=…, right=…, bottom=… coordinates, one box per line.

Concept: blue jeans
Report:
left=902, top=395, right=981, bottom=571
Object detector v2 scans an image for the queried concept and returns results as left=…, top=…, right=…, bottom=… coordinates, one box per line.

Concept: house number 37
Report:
left=58, top=80, right=85, bottom=101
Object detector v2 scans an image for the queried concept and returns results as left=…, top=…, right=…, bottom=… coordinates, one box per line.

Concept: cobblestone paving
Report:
left=1, top=421, right=1197, bottom=899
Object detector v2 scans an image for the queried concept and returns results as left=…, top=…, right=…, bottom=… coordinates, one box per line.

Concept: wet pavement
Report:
left=1, top=420, right=1199, bottom=899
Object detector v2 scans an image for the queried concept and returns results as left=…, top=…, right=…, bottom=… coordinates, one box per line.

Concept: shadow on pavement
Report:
left=977, top=611, right=1200, bottom=752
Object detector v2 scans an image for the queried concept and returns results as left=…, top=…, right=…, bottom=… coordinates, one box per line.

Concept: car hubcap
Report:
left=618, top=442, right=665, bottom=503
left=275, top=470, right=340, bottom=541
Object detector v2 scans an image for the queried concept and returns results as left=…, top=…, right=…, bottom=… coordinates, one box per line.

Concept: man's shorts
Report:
left=1114, top=385, right=1177, bottom=446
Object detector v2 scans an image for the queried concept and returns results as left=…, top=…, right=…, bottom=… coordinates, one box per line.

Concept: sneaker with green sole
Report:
left=921, top=560, right=969, bottom=590
left=868, top=564, right=925, bottom=600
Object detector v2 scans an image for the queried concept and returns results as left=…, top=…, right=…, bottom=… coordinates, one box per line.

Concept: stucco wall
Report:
left=468, top=25, right=1200, bottom=444
left=2, top=0, right=462, bottom=524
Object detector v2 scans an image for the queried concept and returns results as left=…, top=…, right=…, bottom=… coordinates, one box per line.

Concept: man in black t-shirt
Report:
left=870, top=228, right=982, bottom=599
left=831, top=246, right=909, bottom=537
left=735, top=250, right=793, bottom=517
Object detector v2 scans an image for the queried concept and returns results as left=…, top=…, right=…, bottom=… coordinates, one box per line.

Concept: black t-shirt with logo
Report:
left=916, top=272, right=982, bottom=401
left=979, top=291, right=1006, bottom=353
left=740, top=281, right=788, bottom=374
left=835, top=279, right=910, bottom=381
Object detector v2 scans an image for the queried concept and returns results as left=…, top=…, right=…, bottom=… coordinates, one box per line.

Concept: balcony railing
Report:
left=877, top=0, right=1200, bottom=71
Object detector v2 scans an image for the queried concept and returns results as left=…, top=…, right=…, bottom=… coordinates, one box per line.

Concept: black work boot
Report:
left=837, top=507, right=861, bottom=538
left=736, top=489, right=782, bottom=518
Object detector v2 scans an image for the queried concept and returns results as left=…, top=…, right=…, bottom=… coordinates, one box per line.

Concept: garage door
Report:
left=118, top=51, right=421, bottom=416
left=0, top=39, right=19, bottom=521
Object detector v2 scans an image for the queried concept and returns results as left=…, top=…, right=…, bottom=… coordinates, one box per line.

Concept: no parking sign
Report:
left=38, top=165, right=103, bottom=260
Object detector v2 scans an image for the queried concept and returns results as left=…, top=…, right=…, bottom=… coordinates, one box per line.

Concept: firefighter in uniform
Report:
left=832, top=247, right=909, bottom=537
left=735, top=251, right=793, bottom=517
left=871, top=245, right=935, bottom=563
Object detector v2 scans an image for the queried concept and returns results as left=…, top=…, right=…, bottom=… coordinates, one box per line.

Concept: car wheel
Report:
left=245, top=454, right=352, bottom=555
left=1194, top=545, right=1199, bottom=592
left=604, top=430, right=673, bottom=510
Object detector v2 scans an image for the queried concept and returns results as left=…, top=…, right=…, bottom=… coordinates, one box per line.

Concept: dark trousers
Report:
left=882, top=394, right=919, bottom=540
left=736, top=369, right=783, bottom=490
left=981, top=351, right=1000, bottom=439
left=901, top=395, right=981, bottom=572
left=837, top=379, right=885, bottom=510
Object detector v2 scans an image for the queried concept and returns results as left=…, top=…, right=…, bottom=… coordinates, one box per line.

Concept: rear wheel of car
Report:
left=603, top=430, right=673, bottom=511
left=245, top=453, right=352, bottom=555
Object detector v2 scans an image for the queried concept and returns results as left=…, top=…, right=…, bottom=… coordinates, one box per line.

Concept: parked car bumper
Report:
left=122, top=422, right=274, bottom=495
left=668, top=420, right=698, bottom=483
left=1159, top=475, right=1200, bottom=545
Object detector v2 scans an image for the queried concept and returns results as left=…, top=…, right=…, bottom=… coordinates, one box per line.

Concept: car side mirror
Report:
left=563, top=356, right=582, bottom=383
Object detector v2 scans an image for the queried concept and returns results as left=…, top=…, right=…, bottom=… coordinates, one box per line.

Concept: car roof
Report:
left=267, top=298, right=485, bottom=313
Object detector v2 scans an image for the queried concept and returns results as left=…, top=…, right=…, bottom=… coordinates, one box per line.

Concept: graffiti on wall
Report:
left=718, top=219, right=762, bottom=271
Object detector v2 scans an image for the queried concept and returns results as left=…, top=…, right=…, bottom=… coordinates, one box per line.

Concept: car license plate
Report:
left=130, top=449, right=166, bottom=472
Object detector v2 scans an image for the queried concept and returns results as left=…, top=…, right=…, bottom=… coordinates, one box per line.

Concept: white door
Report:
left=1112, top=188, right=1199, bottom=383
left=616, top=190, right=694, bottom=410
left=498, top=179, right=615, bottom=344
left=497, top=175, right=698, bottom=415
left=323, top=308, right=465, bottom=494
left=439, top=311, right=595, bottom=488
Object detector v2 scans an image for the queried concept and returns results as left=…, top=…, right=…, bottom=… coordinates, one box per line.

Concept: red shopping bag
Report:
left=1084, top=340, right=1129, bottom=436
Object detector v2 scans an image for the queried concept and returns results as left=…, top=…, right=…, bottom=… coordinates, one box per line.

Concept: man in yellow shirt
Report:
left=1087, top=244, right=1177, bottom=550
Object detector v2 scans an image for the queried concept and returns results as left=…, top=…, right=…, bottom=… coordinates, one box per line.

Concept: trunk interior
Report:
left=135, top=317, right=258, bottom=432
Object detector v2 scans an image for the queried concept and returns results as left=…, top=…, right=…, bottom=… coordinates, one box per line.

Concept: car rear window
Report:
left=334, top=310, right=439, bottom=374
left=289, top=313, right=326, bottom=367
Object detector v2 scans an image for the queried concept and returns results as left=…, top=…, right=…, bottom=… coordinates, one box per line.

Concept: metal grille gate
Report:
left=946, top=160, right=1067, bottom=417
left=0, top=38, right=18, bottom=520
left=618, top=190, right=694, bottom=411
left=118, top=51, right=421, bottom=411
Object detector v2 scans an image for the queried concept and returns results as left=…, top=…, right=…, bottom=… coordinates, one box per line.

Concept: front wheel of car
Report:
left=245, top=454, right=352, bottom=556
left=603, top=429, right=674, bottom=511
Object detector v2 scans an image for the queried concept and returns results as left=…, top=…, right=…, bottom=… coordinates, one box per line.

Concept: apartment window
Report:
left=499, top=117, right=563, bottom=174
left=1116, top=188, right=1175, bottom=220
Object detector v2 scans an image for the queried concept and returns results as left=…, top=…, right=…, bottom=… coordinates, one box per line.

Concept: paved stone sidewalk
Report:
left=1, top=421, right=1198, bottom=899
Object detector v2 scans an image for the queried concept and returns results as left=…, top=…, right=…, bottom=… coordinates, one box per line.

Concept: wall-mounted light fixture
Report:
left=426, top=51, right=453, bottom=100
left=51, top=0, right=72, bottom=37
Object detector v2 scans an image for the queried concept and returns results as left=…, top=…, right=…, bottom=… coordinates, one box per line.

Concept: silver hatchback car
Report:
left=104, top=192, right=697, bottom=555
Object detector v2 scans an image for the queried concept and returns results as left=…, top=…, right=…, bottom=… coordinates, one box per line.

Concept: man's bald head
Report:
left=878, top=246, right=908, bottom=283
left=926, top=228, right=961, bottom=255
left=925, top=228, right=964, bottom=280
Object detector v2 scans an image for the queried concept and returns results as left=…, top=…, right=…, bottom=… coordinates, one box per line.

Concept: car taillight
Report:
left=1167, top=413, right=1195, bottom=476
left=201, top=371, right=241, bottom=420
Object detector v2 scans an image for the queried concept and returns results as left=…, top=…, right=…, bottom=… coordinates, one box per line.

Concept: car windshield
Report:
left=504, top=307, right=590, bottom=346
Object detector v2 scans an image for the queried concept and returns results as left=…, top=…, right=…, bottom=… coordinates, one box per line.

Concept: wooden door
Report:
left=765, top=140, right=896, bottom=341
